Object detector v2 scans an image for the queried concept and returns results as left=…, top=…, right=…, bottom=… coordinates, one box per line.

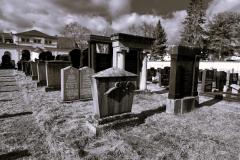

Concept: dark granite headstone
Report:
left=201, top=69, right=214, bottom=93
left=216, top=71, right=227, bottom=91
left=229, top=73, right=238, bottom=85
left=167, top=46, right=201, bottom=114
left=168, top=46, right=201, bottom=99
left=69, top=49, right=81, bottom=69
left=159, top=67, right=170, bottom=87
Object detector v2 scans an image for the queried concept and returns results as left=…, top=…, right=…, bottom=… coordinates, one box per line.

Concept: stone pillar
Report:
left=117, top=51, right=125, bottom=69
left=139, top=52, right=147, bottom=90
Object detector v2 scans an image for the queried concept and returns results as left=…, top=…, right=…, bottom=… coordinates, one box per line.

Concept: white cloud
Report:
left=207, top=0, right=240, bottom=18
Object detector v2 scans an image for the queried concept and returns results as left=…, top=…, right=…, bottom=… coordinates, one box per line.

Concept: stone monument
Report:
left=166, top=46, right=201, bottom=114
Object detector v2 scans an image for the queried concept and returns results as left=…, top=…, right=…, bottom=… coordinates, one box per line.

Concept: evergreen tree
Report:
left=151, top=20, right=167, bottom=61
left=206, top=12, right=240, bottom=60
left=181, top=0, right=206, bottom=48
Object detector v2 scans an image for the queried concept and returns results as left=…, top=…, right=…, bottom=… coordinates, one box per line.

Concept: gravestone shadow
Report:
left=198, top=98, right=222, bottom=108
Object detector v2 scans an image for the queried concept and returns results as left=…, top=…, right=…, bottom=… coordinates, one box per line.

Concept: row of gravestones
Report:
left=19, top=46, right=231, bottom=129
left=147, top=67, right=170, bottom=87
left=18, top=59, right=138, bottom=119
left=200, top=69, right=240, bottom=95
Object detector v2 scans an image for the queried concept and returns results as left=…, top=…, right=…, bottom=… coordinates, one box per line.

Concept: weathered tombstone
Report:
left=147, top=67, right=157, bottom=81
left=198, top=69, right=203, bottom=82
left=25, top=61, right=32, bottom=76
left=45, top=61, right=71, bottom=91
left=216, top=71, right=227, bottom=91
left=230, top=84, right=240, bottom=96
left=91, top=68, right=138, bottom=118
left=167, top=46, right=201, bottom=114
left=61, top=66, right=80, bottom=101
left=37, top=61, right=47, bottom=86
left=79, top=67, right=94, bottom=100
left=30, top=61, right=38, bottom=80
left=69, top=49, right=81, bottom=68
left=17, top=60, right=22, bottom=71
left=229, top=73, right=238, bottom=85
left=201, top=69, right=214, bottom=93
left=159, top=67, right=170, bottom=87
left=0, top=53, right=14, bottom=69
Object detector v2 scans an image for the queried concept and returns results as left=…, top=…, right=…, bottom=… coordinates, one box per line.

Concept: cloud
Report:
left=207, top=0, right=240, bottom=18
left=111, top=11, right=187, bottom=44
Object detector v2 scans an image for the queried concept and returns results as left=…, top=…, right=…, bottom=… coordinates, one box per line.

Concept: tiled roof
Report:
left=15, top=30, right=56, bottom=39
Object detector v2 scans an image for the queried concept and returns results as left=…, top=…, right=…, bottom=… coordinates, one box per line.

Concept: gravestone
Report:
left=69, top=49, right=81, bottom=68
left=167, top=46, right=201, bottom=114
left=201, top=69, right=214, bottom=93
left=25, top=61, right=32, bottom=76
left=229, top=73, right=238, bottom=85
left=198, top=70, right=203, bottom=82
left=79, top=67, right=94, bottom=100
left=17, top=60, right=22, bottom=71
left=30, top=61, right=38, bottom=80
left=91, top=68, right=138, bottom=118
left=0, top=54, right=14, bottom=69
left=37, top=61, right=47, bottom=86
left=61, top=66, right=80, bottom=101
left=45, top=61, right=71, bottom=92
left=147, top=67, right=156, bottom=81
left=159, top=66, right=170, bottom=87
left=216, top=71, right=227, bottom=91
left=230, top=84, right=240, bottom=96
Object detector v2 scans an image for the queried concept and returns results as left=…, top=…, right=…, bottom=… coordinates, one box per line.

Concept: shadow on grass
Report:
left=0, top=150, right=31, bottom=160
left=0, top=112, right=33, bottom=119
left=198, top=98, right=222, bottom=108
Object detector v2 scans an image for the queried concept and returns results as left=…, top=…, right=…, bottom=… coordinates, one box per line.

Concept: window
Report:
left=33, top=39, right=41, bottom=44
left=45, top=40, right=52, bottom=45
left=21, top=38, right=30, bottom=43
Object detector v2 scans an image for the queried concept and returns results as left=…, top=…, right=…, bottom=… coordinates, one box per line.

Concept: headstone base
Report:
left=32, top=76, right=38, bottom=81
left=37, top=81, right=47, bottom=87
left=45, top=87, right=60, bottom=92
left=166, top=96, right=198, bottom=114
left=86, top=113, right=142, bottom=136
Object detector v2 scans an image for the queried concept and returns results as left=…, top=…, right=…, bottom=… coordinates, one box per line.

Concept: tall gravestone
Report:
left=45, top=61, right=71, bottom=92
left=37, top=61, right=47, bottom=87
left=61, top=66, right=80, bottom=101
left=30, top=61, right=38, bottom=80
left=167, top=46, right=201, bottom=114
left=216, top=71, right=227, bottom=91
left=159, top=66, right=170, bottom=87
left=69, top=49, right=81, bottom=68
left=201, top=69, right=214, bottom=93
left=79, top=67, right=94, bottom=100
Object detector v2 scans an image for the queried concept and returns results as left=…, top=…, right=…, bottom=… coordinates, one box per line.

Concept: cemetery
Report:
left=0, top=0, right=240, bottom=159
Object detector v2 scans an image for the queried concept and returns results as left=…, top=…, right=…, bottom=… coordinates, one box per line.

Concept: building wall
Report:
left=147, top=61, right=240, bottom=74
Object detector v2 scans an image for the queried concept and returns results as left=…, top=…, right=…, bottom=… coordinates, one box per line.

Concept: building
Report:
left=0, top=30, right=75, bottom=65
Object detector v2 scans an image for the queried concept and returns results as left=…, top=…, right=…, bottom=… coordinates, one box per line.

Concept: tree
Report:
left=206, top=12, right=240, bottom=60
left=63, top=22, right=91, bottom=50
left=127, top=22, right=155, bottom=37
left=151, top=20, right=167, bottom=60
left=181, top=0, right=206, bottom=48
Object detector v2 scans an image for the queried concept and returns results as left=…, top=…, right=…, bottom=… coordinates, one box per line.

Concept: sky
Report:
left=0, top=0, right=240, bottom=44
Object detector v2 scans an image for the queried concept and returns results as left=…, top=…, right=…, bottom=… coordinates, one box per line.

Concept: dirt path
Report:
left=0, top=70, right=51, bottom=160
